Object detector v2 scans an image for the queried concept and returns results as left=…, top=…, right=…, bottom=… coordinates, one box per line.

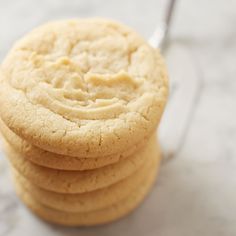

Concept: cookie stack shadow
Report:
left=0, top=19, right=168, bottom=226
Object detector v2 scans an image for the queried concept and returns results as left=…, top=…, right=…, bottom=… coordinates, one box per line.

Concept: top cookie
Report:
left=0, top=18, right=168, bottom=158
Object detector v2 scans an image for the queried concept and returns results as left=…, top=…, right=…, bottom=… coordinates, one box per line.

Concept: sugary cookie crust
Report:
left=0, top=18, right=168, bottom=158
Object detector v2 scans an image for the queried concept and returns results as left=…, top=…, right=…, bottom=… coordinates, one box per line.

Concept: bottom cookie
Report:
left=14, top=152, right=159, bottom=226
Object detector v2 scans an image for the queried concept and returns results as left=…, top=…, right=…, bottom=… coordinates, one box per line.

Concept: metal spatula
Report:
left=149, top=0, right=202, bottom=159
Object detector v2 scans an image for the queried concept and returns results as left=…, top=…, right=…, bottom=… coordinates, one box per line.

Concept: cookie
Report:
left=5, top=135, right=158, bottom=193
left=0, top=18, right=168, bottom=158
left=12, top=145, right=160, bottom=213
left=14, top=150, right=158, bottom=226
left=0, top=118, right=149, bottom=170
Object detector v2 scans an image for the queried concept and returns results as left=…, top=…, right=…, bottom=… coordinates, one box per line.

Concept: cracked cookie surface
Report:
left=0, top=18, right=168, bottom=158
left=0, top=118, right=149, bottom=170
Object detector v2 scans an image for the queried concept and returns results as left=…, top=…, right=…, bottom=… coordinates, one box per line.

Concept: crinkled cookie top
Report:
left=0, top=18, right=168, bottom=157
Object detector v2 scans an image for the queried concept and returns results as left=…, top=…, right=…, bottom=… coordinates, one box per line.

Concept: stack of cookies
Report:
left=0, top=19, right=168, bottom=226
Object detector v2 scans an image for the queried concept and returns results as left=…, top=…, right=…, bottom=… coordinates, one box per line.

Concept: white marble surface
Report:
left=0, top=0, right=236, bottom=235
